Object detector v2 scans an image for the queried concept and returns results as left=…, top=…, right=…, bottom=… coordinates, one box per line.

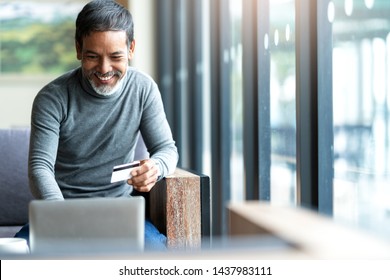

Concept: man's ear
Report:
left=76, top=41, right=82, bottom=60
left=128, top=40, right=136, bottom=60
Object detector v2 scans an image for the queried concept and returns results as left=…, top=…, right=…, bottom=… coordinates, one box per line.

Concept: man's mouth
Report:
left=95, top=73, right=116, bottom=82
left=97, top=75, right=114, bottom=81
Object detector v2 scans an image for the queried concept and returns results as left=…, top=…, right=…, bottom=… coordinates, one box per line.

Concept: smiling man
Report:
left=18, top=0, right=179, bottom=250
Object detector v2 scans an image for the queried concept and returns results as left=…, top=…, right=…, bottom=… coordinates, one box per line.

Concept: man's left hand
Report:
left=127, top=159, right=159, bottom=192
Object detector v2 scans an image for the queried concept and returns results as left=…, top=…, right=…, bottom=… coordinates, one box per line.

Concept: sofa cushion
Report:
left=0, top=128, right=34, bottom=226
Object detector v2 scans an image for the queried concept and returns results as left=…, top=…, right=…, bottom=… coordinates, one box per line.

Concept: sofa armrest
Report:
left=147, top=168, right=211, bottom=250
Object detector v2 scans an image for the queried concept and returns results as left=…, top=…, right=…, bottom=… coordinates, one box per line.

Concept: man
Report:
left=17, top=0, right=178, bottom=249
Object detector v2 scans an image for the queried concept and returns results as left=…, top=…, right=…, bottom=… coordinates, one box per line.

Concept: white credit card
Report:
left=110, top=161, right=140, bottom=183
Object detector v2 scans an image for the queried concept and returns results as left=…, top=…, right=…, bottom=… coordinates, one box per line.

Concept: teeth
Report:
left=97, top=75, right=113, bottom=81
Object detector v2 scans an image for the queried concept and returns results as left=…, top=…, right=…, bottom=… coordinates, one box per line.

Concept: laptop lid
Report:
left=29, top=196, right=145, bottom=255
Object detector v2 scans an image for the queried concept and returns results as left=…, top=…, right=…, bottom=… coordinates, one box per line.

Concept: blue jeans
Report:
left=15, top=219, right=167, bottom=252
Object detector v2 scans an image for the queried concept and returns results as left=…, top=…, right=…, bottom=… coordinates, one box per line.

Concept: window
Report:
left=331, top=0, right=390, bottom=238
left=229, top=0, right=244, bottom=202
left=269, top=0, right=296, bottom=206
left=154, top=0, right=390, bottom=241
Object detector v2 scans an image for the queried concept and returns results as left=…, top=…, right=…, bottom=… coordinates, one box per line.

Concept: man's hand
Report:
left=127, top=159, right=159, bottom=192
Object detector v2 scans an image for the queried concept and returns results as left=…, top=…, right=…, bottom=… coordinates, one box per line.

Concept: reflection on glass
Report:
left=264, top=33, right=270, bottom=50
left=344, top=0, right=353, bottom=16
left=364, top=0, right=375, bottom=9
left=332, top=0, right=390, bottom=239
left=285, top=24, right=291, bottom=42
left=270, top=0, right=296, bottom=206
left=274, top=29, right=279, bottom=46
left=328, top=1, right=336, bottom=23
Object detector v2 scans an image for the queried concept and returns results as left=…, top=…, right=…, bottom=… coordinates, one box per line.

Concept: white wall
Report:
left=0, top=75, right=54, bottom=128
left=128, top=0, right=156, bottom=79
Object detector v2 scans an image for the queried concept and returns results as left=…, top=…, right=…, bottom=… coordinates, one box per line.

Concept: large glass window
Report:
left=331, top=0, right=390, bottom=238
left=269, top=0, right=296, bottom=206
left=153, top=0, right=390, bottom=239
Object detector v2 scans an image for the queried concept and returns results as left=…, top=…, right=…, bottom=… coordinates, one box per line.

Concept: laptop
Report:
left=29, top=196, right=145, bottom=255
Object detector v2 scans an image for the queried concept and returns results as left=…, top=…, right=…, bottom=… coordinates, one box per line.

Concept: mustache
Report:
left=94, top=71, right=122, bottom=78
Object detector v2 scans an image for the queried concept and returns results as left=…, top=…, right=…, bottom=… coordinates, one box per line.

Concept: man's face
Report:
left=76, top=31, right=135, bottom=96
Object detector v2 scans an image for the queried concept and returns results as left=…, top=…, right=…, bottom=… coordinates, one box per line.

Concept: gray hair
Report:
left=75, top=0, right=134, bottom=47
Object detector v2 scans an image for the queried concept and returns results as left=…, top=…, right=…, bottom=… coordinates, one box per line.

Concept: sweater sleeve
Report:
left=28, top=86, right=65, bottom=201
left=139, top=81, right=179, bottom=178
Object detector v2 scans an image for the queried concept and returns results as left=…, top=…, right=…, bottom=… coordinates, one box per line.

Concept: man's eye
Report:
left=86, top=55, right=98, bottom=59
left=111, top=56, right=123, bottom=60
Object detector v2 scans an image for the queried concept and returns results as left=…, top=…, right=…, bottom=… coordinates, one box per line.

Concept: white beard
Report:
left=83, top=68, right=125, bottom=96
left=89, top=77, right=124, bottom=96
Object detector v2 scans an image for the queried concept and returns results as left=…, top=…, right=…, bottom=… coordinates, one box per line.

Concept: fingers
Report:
left=127, top=159, right=159, bottom=192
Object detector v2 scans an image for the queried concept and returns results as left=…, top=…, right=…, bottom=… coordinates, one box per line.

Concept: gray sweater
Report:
left=29, top=66, right=178, bottom=200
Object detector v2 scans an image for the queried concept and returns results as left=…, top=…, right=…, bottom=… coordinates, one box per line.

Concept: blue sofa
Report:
left=0, top=128, right=33, bottom=238
left=0, top=128, right=210, bottom=249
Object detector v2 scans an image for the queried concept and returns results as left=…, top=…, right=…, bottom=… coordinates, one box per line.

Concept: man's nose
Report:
left=97, top=57, right=112, bottom=74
